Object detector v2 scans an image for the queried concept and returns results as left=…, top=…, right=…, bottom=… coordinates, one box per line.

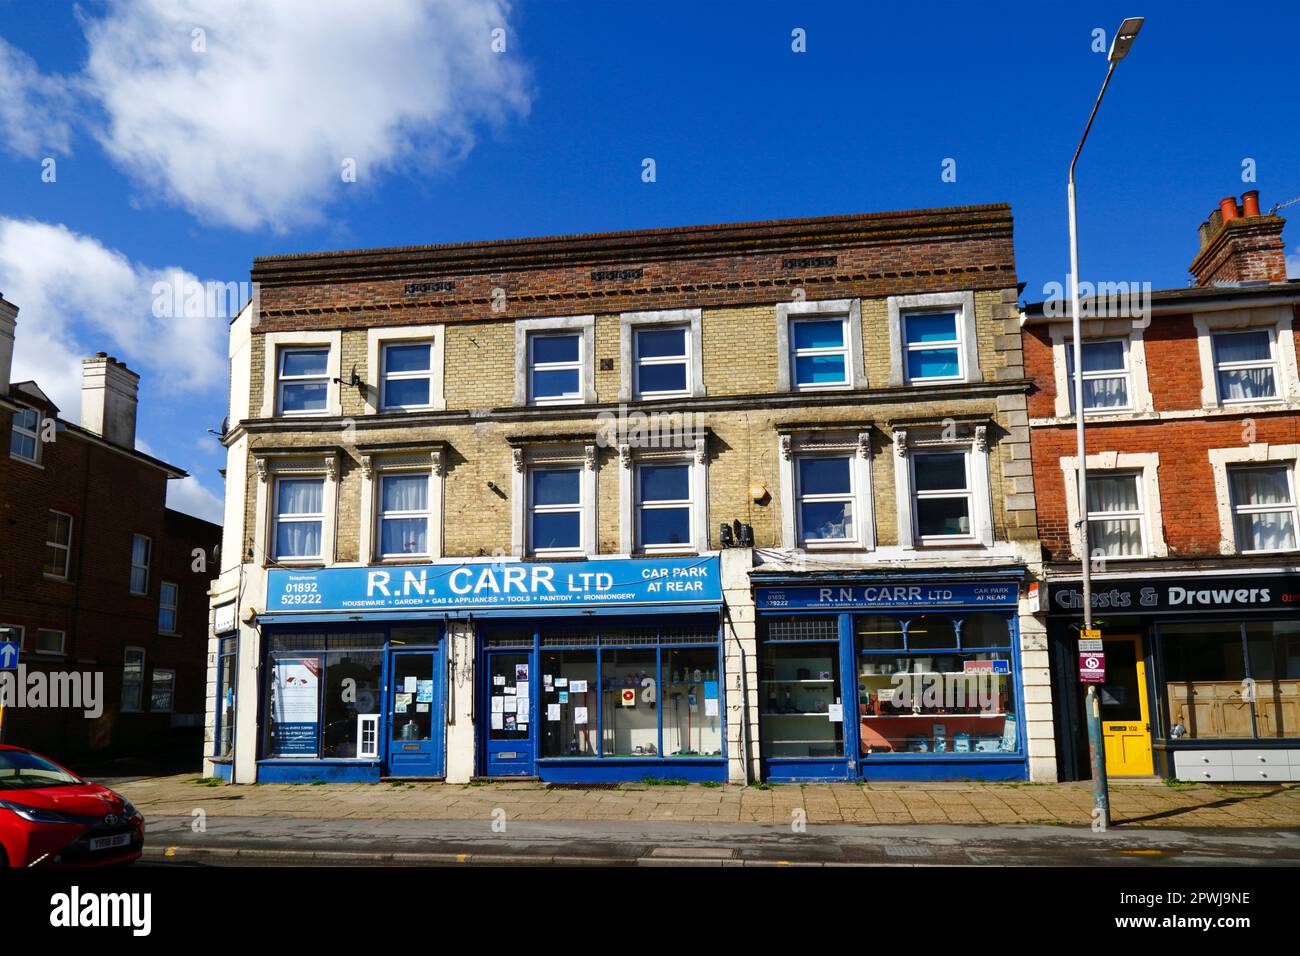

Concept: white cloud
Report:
left=1288, top=247, right=1299, bottom=279
left=0, top=38, right=76, bottom=159
left=166, top=474, right=225, bottom=524
left=0, top=217, right=228, bottom=416
left=79, top=0, right=530, bottom=230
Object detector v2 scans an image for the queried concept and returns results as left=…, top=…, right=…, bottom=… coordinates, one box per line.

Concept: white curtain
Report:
left=1087, top=474, right=1139, bottom=513
left=278, top=478, right=323, bottom=516
left=1218, top=367, right=1276, bottom=401
left=1082, top=377, right=1128, bottom=408
left=1090, top=518, right=1143, bottom=556
left=382, top=474, right=428, bottom=512
left=276, top=521, right=321, bottom=558
left=1236, top=513, right=1296, bottom=552
left=1232, top=468, right=1290, bottom=506
left=1087, top=475, right=1142, bottom=556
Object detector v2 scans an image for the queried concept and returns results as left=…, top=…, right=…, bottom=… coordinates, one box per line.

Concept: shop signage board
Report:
left=1079, top=652, right=1105, bottom=683
left=266, top=557, right=722, bottom=613
left=1051, top=573, right=1300, bottom=614
left=755, top=581, right=1019, bottom=611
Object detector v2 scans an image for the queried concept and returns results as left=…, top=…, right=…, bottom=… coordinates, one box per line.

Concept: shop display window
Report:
left=760, top=619, right=844, bottom=759
left=540, top=650, right=598, bottom=757
left=1162, top=620, right=1300, bottom=740
left=856, top=613, right=1017, bottom=756
left=601, top=649, right=658, bottom=756
left=663, top=648, right=723, bottom=757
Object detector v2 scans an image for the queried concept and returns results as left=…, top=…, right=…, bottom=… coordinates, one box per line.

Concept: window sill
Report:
left=42, top=574, right=71, bottom=583
left=9, top=454, right=42, bottom=468
left=793, top=383, right=852, bottom=393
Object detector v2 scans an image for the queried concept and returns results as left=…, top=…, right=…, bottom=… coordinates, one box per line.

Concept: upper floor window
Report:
left=1065, top=339, right=1131, bottom=412
left=910, top=452, right=973, bottom=541
left=1086, top=473, right=1146, bottom=557
left=10, top=406, right=39, bottom=462
left=903, top=311, right=964, bottom=383
left=1212, top=329, right=1279, bottom=404
left=378, top=472, right=431, bottom=558
left=277, top=347, right=330, bottom=415
left=634, top=326, right=690, bottom=398
left=636, top=463, right=694, bottom=552
left=130, top=534, right=151, bottom=594
left=528, top=332, right=583, bottom=404
left=796, top=456, right=856, bottom=545
left=528, top=467, right=583, bottom=555
left=45, top=510, right=72, bottom=579
left=790, top=317, right=850, bottom=389
left=34, top=629, right=65, bottom=655
left=122, top=647, right=145, bottom=712
left=381, top=342, right=434, bottom=410
left=273, top=477, right=325, bottom=561
left=158, top=581, right=179, bottom=633
left=1229, top=465, right=1297, bottom=553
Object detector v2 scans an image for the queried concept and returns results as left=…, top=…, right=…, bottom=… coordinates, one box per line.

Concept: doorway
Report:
left=1099, top=634, right=1154, bottom=776
left=387, top=650, right=443, bottom=777
left=482, top=649, right=536, bottom=776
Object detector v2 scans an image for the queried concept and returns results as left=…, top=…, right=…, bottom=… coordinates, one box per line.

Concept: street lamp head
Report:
left=1108, top=17, right=1144, bottom=63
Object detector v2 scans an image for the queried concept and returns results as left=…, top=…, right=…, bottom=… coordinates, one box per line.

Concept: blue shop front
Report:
left=254, top=556, right=725, bottom=783
left=753, top=570, right=1029, bottom=783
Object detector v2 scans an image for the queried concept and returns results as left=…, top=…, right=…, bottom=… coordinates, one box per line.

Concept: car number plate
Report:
left=90, top=833, right=132, bottom=851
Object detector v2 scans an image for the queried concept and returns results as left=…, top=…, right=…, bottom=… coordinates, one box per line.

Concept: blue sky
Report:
left=2, top=0, right=1297, bottom=523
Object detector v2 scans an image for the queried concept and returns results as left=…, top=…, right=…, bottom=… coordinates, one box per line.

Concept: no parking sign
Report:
left=1079, top=651, right=1105, bottom=683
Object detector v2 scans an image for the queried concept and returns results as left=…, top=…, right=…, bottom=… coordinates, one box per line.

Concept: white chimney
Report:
left=81, top=352, right=140, bottom=448
left=0, top=295, right=16, bottom=396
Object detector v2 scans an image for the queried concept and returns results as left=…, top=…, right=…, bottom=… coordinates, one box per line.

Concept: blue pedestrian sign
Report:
left=0, top=640, right=18, bottom=671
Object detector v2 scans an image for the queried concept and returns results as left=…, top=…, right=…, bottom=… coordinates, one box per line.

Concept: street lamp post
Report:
left=1067, top=16, right=1144, bottom=829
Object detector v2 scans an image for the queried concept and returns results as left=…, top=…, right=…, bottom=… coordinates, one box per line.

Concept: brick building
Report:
left=1023, top=191, right=1300, bottom=783
left=0, top=297, right=221, bottom=764
left=207, top=204, right=1054, bottom=786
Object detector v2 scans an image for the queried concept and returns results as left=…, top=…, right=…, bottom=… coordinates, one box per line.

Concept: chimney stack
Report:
left=1190, top=191, right=1288, bottom=286
left=81, top=352, right=140, bottom=448
left=0, top=295, right=16, bottom=397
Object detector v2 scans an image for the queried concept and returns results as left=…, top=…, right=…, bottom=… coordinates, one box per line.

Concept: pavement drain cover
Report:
left=884, top=845, right=933, bottom=858
left=647, top=847, right=736, bottom=859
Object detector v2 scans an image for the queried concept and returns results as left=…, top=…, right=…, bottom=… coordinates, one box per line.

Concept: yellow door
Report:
left=1099, top=634, right=1154, bottom=776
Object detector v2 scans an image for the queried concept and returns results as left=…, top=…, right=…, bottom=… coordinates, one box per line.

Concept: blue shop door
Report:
left=387, top=651, right=443, bottom=777
left=483, top=651, right=535, bottom=776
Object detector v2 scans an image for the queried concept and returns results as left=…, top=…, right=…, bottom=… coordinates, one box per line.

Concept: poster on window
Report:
left=271, top=658, right=320, bottom=756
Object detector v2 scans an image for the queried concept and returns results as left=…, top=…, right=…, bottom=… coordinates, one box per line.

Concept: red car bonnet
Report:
left=1, top=783, right=124, bottom=816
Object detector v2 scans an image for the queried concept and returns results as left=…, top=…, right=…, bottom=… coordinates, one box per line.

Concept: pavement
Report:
left=104, top=773, right=1300, bottom=829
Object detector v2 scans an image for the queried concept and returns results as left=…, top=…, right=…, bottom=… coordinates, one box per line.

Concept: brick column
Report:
left=721, top=547, right=759, bottom=784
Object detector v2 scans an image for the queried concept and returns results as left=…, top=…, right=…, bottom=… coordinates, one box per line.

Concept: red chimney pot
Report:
left=1219, top=197, right=1240, bottom=222
left=1242, top=190, right=1261, bottom=217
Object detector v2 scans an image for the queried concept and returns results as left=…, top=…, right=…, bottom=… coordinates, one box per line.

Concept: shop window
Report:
left=10, top=405, right=39, bottom=462
left=150, top=669, right=175, bottom=712
left=796, top=455, right=855, bottom=544
left=273, top=477, right=325, bottom=561
left=129, top=534, right=151, bottom=595
left=760, top=622, right=844, bottom=759
left=903, top=311, right=964, bottom=382
left=158, top=582, right=178, bottom=633
left=540, top=649, right=598, bottom=757
left=216, top=636, right=237, bottom=758
left=528, top=467, right=583, bottom=555
left=34, top=629, right=65, bottom=655
left=121, top=647, right=145, bottom=712
left=636, top=463, right=693, bottom=552
left=855, top=612, right=1017, bottom=756
left=911, top=452, right=973, bottom=541
left=265, top=633, right=386, bottom=759
left=634, top=326, right=690, bottom=398
left=1161, top=623, right=1250, bottom=739
left=528, top=332, right=583, bottom=404
left=790, top=317, right=850, bottom=388
left=1212, top=329, right=1279, bottom=403
left=277, top=346, right=330, bottom=415
left=378, top=472, right=431, bottom=558
left=45, top=510, right=72, bottom=579
left=380, top=342, right=434, bottom=410
left=1086, top=473, right=1145, bottom=557
left=856, top=615, right=904, bottom=651
left=1065, top=339, right=1131, bottom=412
left=1229, top=465, right=1297, bottom=553
left=600, top=648, right=658, bottom=757
left=663, top=648, right=723, bottom=757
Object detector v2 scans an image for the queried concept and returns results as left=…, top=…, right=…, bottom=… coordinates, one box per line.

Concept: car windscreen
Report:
left=0, top=751, right=81, bottom=789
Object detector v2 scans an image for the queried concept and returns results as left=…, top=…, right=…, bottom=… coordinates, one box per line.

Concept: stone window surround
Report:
left=253, top=453, right=340, bottom=567
left=618, top=437, right=709, bottom=555
left=359, top=449, right=446, bottom=563
left=261, top=330, right=343, bottom=418
left=1058, top=451, right=1168, bottom=561
left=365, top=325, right=446, bottom=414
left=1207, top=443, right=1300, bottom=556
left=618, top=308, right=705, bottom=401
left=893, top=425, right=994, bottom=550
left=887, top=290, right=980, bottom=387
left=510, top=442, right=598, bottom=558
left=513, top=314, right=597, bottom=407
left=1047, top=319, right=1154, bottom=419
left=775, top=298, right=866, bottom=392
left=777, top=429, right=875, bottom=551
left=1193, top=305, right=1300, bottom=410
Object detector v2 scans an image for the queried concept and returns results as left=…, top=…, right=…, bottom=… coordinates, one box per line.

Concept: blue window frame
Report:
left=277, top=347, right=330, bottom=414
left=634, top=326, right=689, bottom=397
left=637, top=463, right=693, bottom=551
left=790, top=317, right=849, bottom=387
left=528, top=332, right=582, bottom=403
left=903, top=311, right=963, bottom=382
left=529, top=467, right=582, bottom=554
left=381, top=342, right=433, bottom=410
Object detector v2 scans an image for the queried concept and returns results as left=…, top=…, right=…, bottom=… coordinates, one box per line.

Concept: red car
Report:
left=0, top=744, right=145, bottom=867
